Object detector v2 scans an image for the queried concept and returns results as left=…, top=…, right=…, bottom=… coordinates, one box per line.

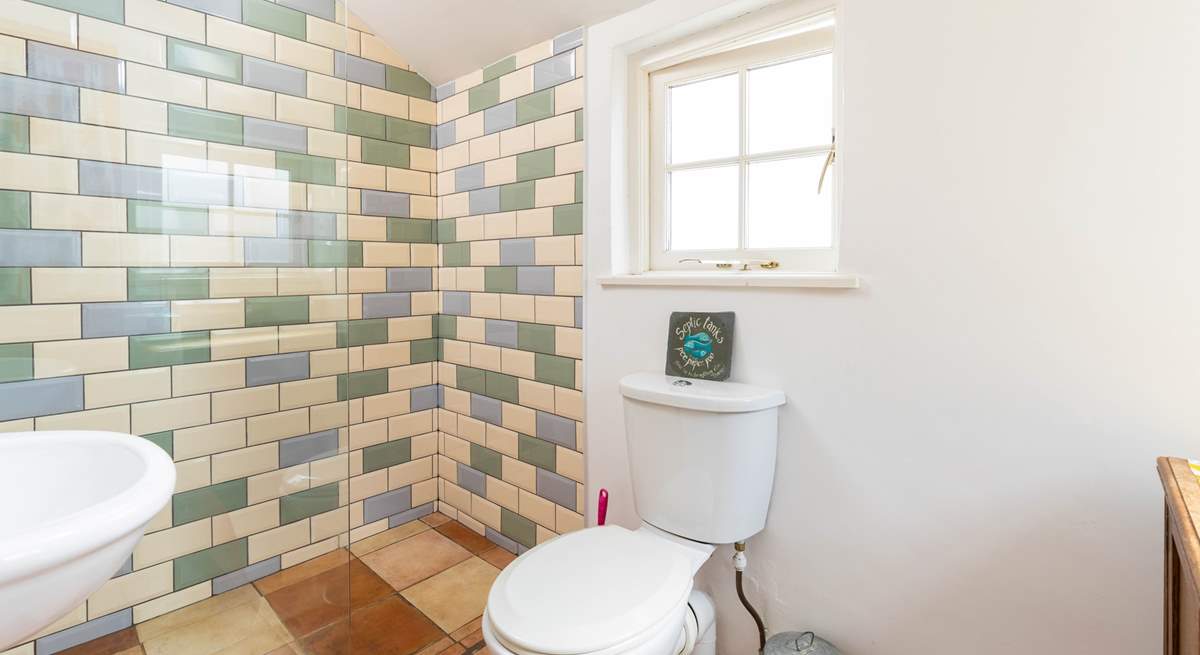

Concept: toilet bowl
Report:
left=483, top=524, right=714, bottom=655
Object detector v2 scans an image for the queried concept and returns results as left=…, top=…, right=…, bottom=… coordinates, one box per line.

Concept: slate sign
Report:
left=665, top=312, right=734, bottom=381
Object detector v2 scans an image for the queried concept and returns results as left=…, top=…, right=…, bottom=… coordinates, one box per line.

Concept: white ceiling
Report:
left=350, top=0, right=656, bottom=87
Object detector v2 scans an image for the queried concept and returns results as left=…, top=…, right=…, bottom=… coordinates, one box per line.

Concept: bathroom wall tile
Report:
left=484, top=101, right=516, bottom=136
left=387, top=268, right=433, bottom=292
left=337, top=52, right=385, bottom=88
left=277, top=151, right=336, bottom=185
left=128, top=201, right=209, bottom=236
left=500, top=507, right=536, bottom=549
left=278, top=429, right=338, bottom=467
left=1, top=1, right=77, bottom=49
left=0, top=113, right=27, bottom=153
left=275, top=34, right=334, bottom=76
left=0, top=343, right=32, bottom=384
left=211, top=555, right=280, bottom=594
left=246, top=352, right=309, bottom=387
left=243, top=0, right=306, bottom=41
left=126, top=0, right=206, bottom=42
left=0, top=73, right=78, bottom=122
left=34, top=609, right=132, bottom=655
left=81, top=88, right=167, bottom=134
left=0, top=375, right=82, bottom=422
left=169, top=105, right=244, bottom=146
left=0, top=190, right=29, bottom=230
left=0, top=267, right=29, bottom=307
left=127, top=62, right=208, bottom=108
left=516, top=89, right=554, bottom=125
left=0, top=151, right=78, bottom=194
left=168, top=38, right=242, bottom=85
left=244, top=238, right=307, bottom=268
left=243, top=117, right=307, bottom=153
left=279, top=482, right=339, bottom=524
left=361, top=138, right=409, bottom=168
left=0, top=228, right=79, bottom=267
left=130, top=331, right=210, bottom=369
left=174, top=480, right=249, bottom=527
left=386, top=117, right=431, bottom=148
left=242, top=56, right=307, bottom=97
left=362, top=292, right=411, bottom=319
left=361, top=189, right=410, bottom=217
left=533, top=52, right=576, bottom=91
left=206, top=16, right=274, bottom=61
left=278, top=0, right=335, bottom=21
left=173, top=538, right=248, bottom=590
left=387, top=66, right=431, bottom=100
left=207, top=78, right=274, bottom=120
left=554, top=27, right=585, bottom=55
left=129, top=269, right=209, bottom=302
left=29, top=117, right=125, bottom=163
left=246, top=296, right=309, bottom=327
left=363, top=438, right=411, bottom=473
left=84, top=233, right=171, bottom=268
left=362, top=487, right=411, bottom=524
left=31, top=267, right=125, bottom=304
left=168, top=0, right=243, bottom=21
left=535, top=467, right=576, bottom=511
left=79, top=161, right=164, bottom=201
left=79, top=16, right=165, bottom=68
left=27, top=42, right=124, bottom=93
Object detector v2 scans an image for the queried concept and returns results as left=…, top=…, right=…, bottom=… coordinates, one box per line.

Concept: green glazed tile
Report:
left=142, top=431, right=174, bottom=458
left=385, top=66, right=431, bottom=99
left=246, top=296, right=308, bottom=327
left=442, top=242, right=470, bottom=267
left=173, top=479, right=248, bottom=526
left=0, top=268, right=31, bottom=306
left=0, top=191, right=30, bottom=229
left=535, top=353, right=575, bottom=388
left=469, top=79, right=500, bottom=114
left=344, top=369, right=387, bottom=400
left=333, top=106, right=347, bottom=133
left=361, top=138, right=410, bottom=168
left=410, top=338, right=438, bottom=364
left=0, top=343, right=33, bottom=384
left=308, top=240, right=362, bottom=267
left=174, top=538, right=247, bottom=590
left=167, top=38, right=242, bottom=84
left=335, top=320, right=348, bottom=348
left=485, top=371, right=519, bottom=404
left=385, top=117, right=431, bottom=148
left=518, top=434, right=555, bottom=472
left=482, top=56, right=516, bottom=82
left=436, top=219, right=456, bottom=244
left=128, top=201, right=208, bottom=235
left=516, top=89, right=554, bottom=125
left=500, top=181, right=535, bottom=212
left=387, top=218, right=432, bottom=244
left=484, top=267, right=517, bottom=293
left=242, top=0, right=306, bottom=40
left=128, top=268, right=209, bottom=301
left=276, top=151, right=335, bottom=185
left=28, top=0, right=123, bottom=22
left=456, top=366, right=485, bottom=395
left=575, top=172, right=584, bottom=202
left=169, top=104, right=243, bottom=146
left=346, top=109, right=386, bottom=140
left=516, top=148, right=555, bottom=182
left=553, top=203, right=583, bottom=235
left=470, top=443, right=502, bottom=478
left=130, top=331, right=210, bottom=369
left=347, top=318, right=387, bottom=346
left=518, top=323, right=555, bottom=354
left=362, top=438, right=411, bottom=473
left=575, top=109, right=583, bottom=140
left=501, top=507, right=536, bottom=548
left=279, top=483, right=339, bottom=524
left=434, top=315, right=456, bottom=340
left=0, top=113, right=29, bottom=153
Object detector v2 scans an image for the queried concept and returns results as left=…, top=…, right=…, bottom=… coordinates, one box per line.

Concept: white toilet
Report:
left=482, top=372, right=785, bottom=655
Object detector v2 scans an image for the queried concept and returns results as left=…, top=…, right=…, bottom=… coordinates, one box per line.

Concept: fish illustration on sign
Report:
left=665, top=312, right=734, bottom=381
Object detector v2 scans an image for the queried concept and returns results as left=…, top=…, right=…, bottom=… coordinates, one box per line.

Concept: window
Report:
left=647, top=19, right=837, bottom=272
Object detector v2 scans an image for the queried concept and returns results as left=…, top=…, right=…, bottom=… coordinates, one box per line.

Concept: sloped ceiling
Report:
left=350, top=0, right=656, bottom=86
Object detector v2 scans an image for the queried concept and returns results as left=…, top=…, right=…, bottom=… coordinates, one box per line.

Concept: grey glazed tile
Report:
left=500, top=238, right=535, bottom=266
left=536, top=410, right=577, bottom=449
left=244, top=238, right=308, bottom=267
left=517, top=266, right=554, bottom=295
left=457, top=463, right=486, bottom=496
left=167, top=0, right=242, bottom=20
left=277, top=211, right=337, bottom=239
left=410, top=384, right=439, bottom=411
left=242, top=57, right=307, bottom=97
left=245, top=352, right=309, bottom=386
left=35, top=608, right=132, bottom=655
left=553, top=27, right=585, bottom=55
left=335, top=53, right=385, bottom=88
left=469, top=187, right=499, bottom=216
left=278, top=429, right=338, bottom=467
left=442, top=291, right=470, bottom=316
left=536, top=468, right=577, bottom=511
left=433, top=121, right=454, bottom=149
left=471, top=393, right=502, bottom=425
left=212, top=556, right=280, bottom=594
left=361, top=190, right=409, bottom=217
left=455, top=163, right=485, bottom=192
left=0, top=74, right=79, bottom=121
left=0, top=376, right=83, bottom=422
left=533, top=52, right=576, bottom=91
left=80, top=161, right=164, bottom=201
left=434, top=81, right=455, bottom=102
left=484, top=319, right=518, bottom=348
left=243, top=117, right=307, bottom=153
left=388, top=501, right=434, bottom=528
left=484, top=101, right=516, bottom=135
left=82, top=301, right=171, bottom=338
left=361, top=292, right=411, bottom=319
left=362, top=487, right=411, bottom=524
left=0, top=229, right=80, bottom=266
left=28, top=42, right=125, bottom=93
left=277, top=0, right=335, bottom=20
left=166, top=169, right=234, bottom=206
left=574, top=297, right=582, bottom=327
left=485, top=527, right=521, bottom=554
left=386, top=267, right=432, bottom=292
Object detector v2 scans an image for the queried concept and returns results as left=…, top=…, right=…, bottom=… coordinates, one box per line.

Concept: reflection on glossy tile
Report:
left=264, top=558, right=393, bottom=638
left=300, top=596, right=442, bottom=655
left=360, top=530, right=471, bottom=592
left=401, top=558, right=500, bottom=633
left=253, top=548, right=349, bottom=596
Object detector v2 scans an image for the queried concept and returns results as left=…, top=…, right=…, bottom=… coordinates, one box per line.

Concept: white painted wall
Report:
left=584, top=0, right=1200, bottom=653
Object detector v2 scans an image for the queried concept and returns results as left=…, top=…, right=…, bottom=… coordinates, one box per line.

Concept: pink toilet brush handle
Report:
left=597, top=489, right=609, bottom=526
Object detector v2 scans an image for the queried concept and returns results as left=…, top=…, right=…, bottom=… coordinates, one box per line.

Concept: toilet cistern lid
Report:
left=486, top=525, right=694, bottom=654
left=619, top=372, right=786, bottom=413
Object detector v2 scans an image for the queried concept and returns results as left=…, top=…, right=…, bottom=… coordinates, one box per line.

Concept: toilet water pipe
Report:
left=734, top=542, right=767, bottom=653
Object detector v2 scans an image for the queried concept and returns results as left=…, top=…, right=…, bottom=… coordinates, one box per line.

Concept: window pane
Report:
left=747, top=156, right=833, bottom=248
left=669, top=166, right=739, bottom=250
left=747, top=54, right=832, bottom=154
left=669, top=73, right=739, bottom=164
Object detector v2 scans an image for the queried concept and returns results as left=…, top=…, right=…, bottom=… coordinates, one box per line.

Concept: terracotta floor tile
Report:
left=411, top=637, right=456, bottom=655
left=435, top=522, right=493, bottom=555
left=435, top=646, right=465, bottom=655
left=456, top=628, right=483, bottom=649
left=448, top=618, right=480, bottom=643
left=262, top=646, right=300, bottom=655
left=401, top=558, right=500, bottom=633
left=360, top=530, right=471, bottom=592
left=140, top=596, right=290, bottom=655
left=137, top=586, right=261, bottom=643
left=477, top=547, right=516, bottom=571
left=420, top=513, right=452, bottom=527
left=58, top=628, right=141, bottom=655
left=114, top=648, right=145, bottom=655
left=349, top=520, right=430, bottom=557
left=299, top=596, right=444, bottom=655
left=474, top=648, right=493, bottom=655
left=265, top=558, right=393, bottom=639
left=254, top=549, right=352, bottom=596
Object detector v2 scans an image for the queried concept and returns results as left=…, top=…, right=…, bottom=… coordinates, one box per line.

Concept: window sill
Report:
left=597, top=271, right=862, bottom=289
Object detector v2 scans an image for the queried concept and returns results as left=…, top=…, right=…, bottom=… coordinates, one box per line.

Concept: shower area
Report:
left=0, top=0, right=586, bottom=653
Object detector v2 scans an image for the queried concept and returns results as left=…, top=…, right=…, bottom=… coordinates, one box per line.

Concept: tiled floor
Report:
left=59, top=514, right=515, bottom=655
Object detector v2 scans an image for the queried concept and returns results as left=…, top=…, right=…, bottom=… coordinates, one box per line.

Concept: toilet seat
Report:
left=485, top=525, right=708, bottom=655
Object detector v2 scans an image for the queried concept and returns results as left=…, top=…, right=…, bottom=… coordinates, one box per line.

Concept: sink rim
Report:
left=0, top=431, right=176, bottom=585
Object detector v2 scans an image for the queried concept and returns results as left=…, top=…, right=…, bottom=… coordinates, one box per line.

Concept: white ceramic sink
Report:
left=0, top=431, right=175, bottom=649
